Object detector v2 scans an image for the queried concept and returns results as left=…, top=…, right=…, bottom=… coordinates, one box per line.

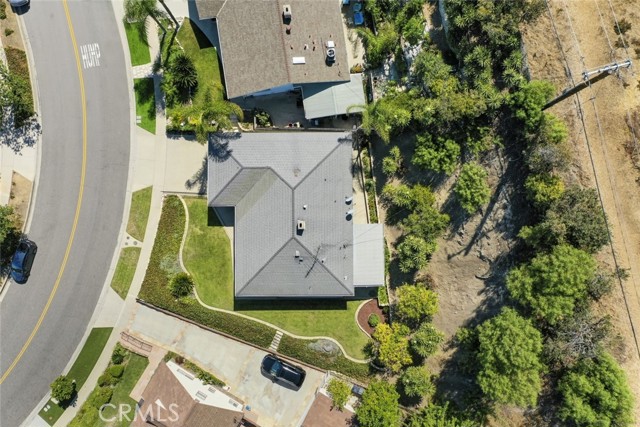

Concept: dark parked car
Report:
left=261, top=354, right=306, bottom=389
left=11, top=239, right=37, bottom=284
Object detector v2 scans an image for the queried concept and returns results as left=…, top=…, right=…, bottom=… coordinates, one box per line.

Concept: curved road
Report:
left=0, top=1, right=130, bottom=425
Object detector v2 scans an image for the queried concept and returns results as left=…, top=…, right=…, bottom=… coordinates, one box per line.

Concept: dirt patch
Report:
left=8, top=171, right=31, bottom=228
left=356, top=299, right=388, bottom=336
left=0, top=0, right=26, bottom=52
left=523, top=0, right=640, bottom=419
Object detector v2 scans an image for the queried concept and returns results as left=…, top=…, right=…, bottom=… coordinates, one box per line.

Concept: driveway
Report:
left=129, top=304, right=323, bottom=427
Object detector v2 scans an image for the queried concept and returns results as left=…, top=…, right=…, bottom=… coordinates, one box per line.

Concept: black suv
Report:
left=261, top=354, right=306, bottom=389
left=11, top=239, right=37, bottom=284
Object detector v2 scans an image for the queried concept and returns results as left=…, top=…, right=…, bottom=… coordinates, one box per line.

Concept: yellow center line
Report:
left=0, top=0, right=87, bottom=384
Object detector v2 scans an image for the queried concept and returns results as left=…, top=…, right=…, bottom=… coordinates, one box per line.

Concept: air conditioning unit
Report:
left=297, top=220, right=306, bottom=231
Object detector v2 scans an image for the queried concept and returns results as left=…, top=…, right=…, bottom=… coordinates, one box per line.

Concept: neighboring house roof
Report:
left=194, top=0, right=350, bottom=99
left=133, top=362, right=243, bottom=427
left=300, top=393, right=355, bottom=427
left=301, top=74, right=366, bottom=120
left=209, top=132, right=384, bottom=298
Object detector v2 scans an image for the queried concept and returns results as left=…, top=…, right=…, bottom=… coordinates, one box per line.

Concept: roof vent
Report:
left=283, top=4, right=292, bottom=20
left=346, top=209, right=354, bottom=220
left=295, top=250, right=300, bottom=258
left=297, top=220, right=306, bottom=231
left=326, top=40, right=336, bottom=62
left=345, top=196, right=353, bottom=205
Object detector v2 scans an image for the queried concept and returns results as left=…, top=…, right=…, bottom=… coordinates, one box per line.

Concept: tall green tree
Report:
left=356, top=380, right=402, bottom=427
left=454, top=162, right=491, bottom=214
left=476, top=308, right=544, bottom=407
left=558, top=352, right=634, bottom=427
left=412, top=134, right=461, bottom=175
left=410, top=322, right=444, bottom=358
left=406, top=403, right=476, bottom=427
left=510, top=80, right=555, bottom=132
left=397, top=235, right=436, bottom=273
left=506, top=244, right=596, bottom=325
left=123, top=0, right=167, bottom=34
left=400, top=366, right=434, bottom=399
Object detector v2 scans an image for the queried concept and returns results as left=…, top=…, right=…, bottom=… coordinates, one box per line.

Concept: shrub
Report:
left=50, top=375, right=75, bottom=403
left=410, top=322, right=444, bottom=358
left=0, top=1, right=6, bottom=20
left=395, top=284, right=438, bottom=324
left=327, top=378, right=351, bottom=410
left=97, top=372, right=117, bottom=387
left=111, top=345, right=128, bottom=365
left=400, top=366, right=434, bottom=399
left=372, top=323, right=412, bottom=373
left=377, top=286, right=389, bottom=306
left=356, top=380, right=402, bottom=427
left=614, top=18, right=632, bottom=35
left=525, top=173, right=564, bottom=209
left=86, top=386, right=113, bottom=409
left=107, top=364, right=125, bottom=378
left=397, top=235, right=436, bottom=273
left=454, top=162, right=491, bottom=214
left=169, top=272, right=194, bottom=298
left=4, top=28, right=13, bottom=36
left=255, top=110, right=271, bottom=127
left=368, top=313, right=380, bottom=328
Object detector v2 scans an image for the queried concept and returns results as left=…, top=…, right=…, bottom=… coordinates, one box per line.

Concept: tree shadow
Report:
left=185, top=153, right=208, bottom=195
left=0, top=116, right=41, bottom=153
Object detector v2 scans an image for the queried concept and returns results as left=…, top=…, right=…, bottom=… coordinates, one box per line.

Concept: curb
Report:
left=354, top=299, right=374, bottom=338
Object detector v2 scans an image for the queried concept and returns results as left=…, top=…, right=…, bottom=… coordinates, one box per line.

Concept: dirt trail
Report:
left=524, top=0, right=640, bottom=418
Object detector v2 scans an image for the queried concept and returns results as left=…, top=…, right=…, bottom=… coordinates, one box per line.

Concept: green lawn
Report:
left=177, top=18, right=224, bottom=102
left=38, top=328, right=113, bottom=425
left=183, top=198, right=233, bottom=309
left=127, top=186, right=152, bottom=242
left=124, top=22, right=151, bottom=66
left=183, top=198, right=369, bottom=359
left=110, top=248, right=142, bottom=300
left=133, top=78, right=156, bottom=134
left=98, top=353, right=149, bottom=426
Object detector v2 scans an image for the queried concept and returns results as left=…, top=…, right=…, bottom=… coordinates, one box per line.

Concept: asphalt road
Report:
left=0, top=1, right=130, bottom=425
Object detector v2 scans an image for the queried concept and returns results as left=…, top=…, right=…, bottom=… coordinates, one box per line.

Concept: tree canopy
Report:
left=410, top=322, right=444, bottom=358
left=400, top=366, right=434, bottom=399
left=356, top=380, right=403, bottom=427
left=412, top=134, right=461, bottom=175
left=476, top=308, right=544, bottom=407
left=396, top=284, right=439, bottom=324
left=506, top=244, right=596, bottom=325
left=405, top=403, right=476, bottom=427
left=557, top=352, right=634, bottom=427
left=372, top=323, right=412, bottom=373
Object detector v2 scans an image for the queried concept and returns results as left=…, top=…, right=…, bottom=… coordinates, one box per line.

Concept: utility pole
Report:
left=543, top=59, right=633, bottom=110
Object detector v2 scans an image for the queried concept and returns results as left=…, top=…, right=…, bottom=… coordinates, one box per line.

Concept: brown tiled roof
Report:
left=196, top=0, right=350, bottom=98
left=300, top=393, right=355, bottom=427
left=132, top=362, right=242, bottom=427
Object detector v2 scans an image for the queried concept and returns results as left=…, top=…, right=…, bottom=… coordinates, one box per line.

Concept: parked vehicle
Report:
left=261, top=354, right=306, bottom=389
left=11, top=239, right=37, bottom=284
left=8, top=0, right=29, bottom=8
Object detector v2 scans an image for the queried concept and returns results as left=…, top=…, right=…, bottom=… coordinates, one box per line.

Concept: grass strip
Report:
left=133, top=78, right=156, bottom=134
left=124, top=21, right=151, bottom=66
left=126, top=186, right=153, bottom=242
left=110, top=247, right=142, bottom=300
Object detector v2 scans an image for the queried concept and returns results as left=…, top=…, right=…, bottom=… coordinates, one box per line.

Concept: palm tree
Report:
left=158, top=0, right=180, bottom=28
left=187, top=91, right=243, bottom=144
left=123, top=0, right=167, bottom=34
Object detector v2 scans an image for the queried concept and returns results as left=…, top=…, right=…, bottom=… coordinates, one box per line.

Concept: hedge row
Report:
left=138, top=196, right=275, bottom=348
left=278, top=335, right=371, bottom=382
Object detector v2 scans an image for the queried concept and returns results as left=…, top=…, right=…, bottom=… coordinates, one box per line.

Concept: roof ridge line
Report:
left=236, top=237, right=295, bottom=295
left=293, top=236, right=353, bottom=294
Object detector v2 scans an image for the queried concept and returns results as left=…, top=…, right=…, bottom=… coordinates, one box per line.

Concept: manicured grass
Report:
left=67, top=328, right=113, bottom=389
left=177, top=18, right=224, bottom=103
left=98, top=353, right=149, bottom=426
left=38, top=328, right=113, bottom=425
left=126, top=186, right=152, bottom=242
left=124, top=22, right=151, bottom=66
left=110, top=247, right=142, bottom=300
left=183, top=198, right=369, bottom=359
left=183, top=198, right=233, bottom=310
left=133, top=78, right=156, bottom=134
left=138, top=196, right=276, bottom=348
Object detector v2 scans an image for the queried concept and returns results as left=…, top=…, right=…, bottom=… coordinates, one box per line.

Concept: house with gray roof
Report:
left=208, top=132, right=384, bottom=298
left=194, top=0, right=366, bottom=119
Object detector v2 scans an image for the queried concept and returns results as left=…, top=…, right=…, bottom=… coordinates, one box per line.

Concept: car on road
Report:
left=261, top=354, right=306, bottom=389
left=8, top=0, right=29, bottom=7
left=11, top=239, right=37, bottom=284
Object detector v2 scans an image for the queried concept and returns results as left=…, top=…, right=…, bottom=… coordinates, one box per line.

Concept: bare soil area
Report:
left=523, top=0, right=640, bottom=419
left=8, top=171, right=31, bottom=229
left=0, top=0, right=26, bottom=52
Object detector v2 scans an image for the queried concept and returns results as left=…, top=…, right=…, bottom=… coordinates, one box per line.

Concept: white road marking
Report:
left=80, top=43, right=101, bottom=69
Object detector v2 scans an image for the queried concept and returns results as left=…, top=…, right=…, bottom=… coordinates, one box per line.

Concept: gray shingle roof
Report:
left=302, top=74, right=366, bottom=120
left=353, top=224, right=385, bottom=286
left=208, top=131, right=362, bottom=298
left=195, top=0, right=351, bottom=99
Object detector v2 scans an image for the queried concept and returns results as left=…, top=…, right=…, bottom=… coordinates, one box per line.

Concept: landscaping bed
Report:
left=356, top=299, right=388, bottom=336
left=183, top=197, right=370, bottom=359
left=138, top=195, right=275, bottom=348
